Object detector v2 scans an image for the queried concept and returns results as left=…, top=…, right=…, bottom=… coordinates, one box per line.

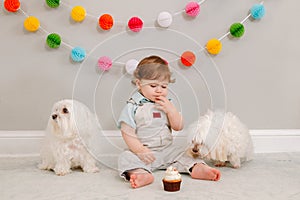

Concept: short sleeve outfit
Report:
left=118, top=91, right=204, bottom=179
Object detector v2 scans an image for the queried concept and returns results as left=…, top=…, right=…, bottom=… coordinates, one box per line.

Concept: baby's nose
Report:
left=155, top=87, right=162, bottom=93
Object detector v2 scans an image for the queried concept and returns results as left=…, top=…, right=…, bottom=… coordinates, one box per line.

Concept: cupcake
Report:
left=162, top=166, right=182, bottom=192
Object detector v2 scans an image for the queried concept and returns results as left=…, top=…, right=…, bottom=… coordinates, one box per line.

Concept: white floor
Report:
left=1, top=152, right=300, bottom=200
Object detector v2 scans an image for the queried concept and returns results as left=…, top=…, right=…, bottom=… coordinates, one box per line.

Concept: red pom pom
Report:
left=99, top=14, right=113, bottom=30
left=128, top=17, right=143, bottom=32
left=181, top=51, right=196, bottom=67
left=4, top=0, right=20, bottom=12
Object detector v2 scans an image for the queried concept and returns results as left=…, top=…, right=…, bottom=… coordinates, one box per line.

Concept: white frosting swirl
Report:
left=164, top=166, right=181, bottom=181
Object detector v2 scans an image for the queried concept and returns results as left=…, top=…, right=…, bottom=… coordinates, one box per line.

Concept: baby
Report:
left=118, top=55, right=220, bottom=188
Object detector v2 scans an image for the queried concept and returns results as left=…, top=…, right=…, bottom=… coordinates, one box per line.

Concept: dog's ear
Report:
left=71, top=100, right=98, bottom=142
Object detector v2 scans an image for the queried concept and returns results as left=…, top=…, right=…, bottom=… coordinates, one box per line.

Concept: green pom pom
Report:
left=46, top=0, right=60, bottom=8
left=46, top=33, right=61, bottom=49
left=230, top=23, right=245, bottom=38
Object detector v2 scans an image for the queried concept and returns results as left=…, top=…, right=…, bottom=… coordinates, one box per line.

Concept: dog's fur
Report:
left=187, top=110, right=253, bottom=168
left=38, top=99, right=100, bottom=175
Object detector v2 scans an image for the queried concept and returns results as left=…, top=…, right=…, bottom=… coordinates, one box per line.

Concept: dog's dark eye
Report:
left=62, top=108, right=69, bottom=114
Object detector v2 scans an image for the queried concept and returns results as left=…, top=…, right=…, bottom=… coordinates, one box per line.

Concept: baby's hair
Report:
left=132, top=55, right=175, bottom=84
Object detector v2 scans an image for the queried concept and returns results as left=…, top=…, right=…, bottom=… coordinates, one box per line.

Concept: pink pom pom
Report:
left=98, top=56, right=112, bottom=71
left=185, top=2, right=200, bottom=17
left=128, top=17, right=143, bottom=32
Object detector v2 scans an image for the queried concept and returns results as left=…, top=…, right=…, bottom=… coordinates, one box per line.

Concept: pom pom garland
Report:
left=24, top=16, right=40, bottom=32
left=181, top=51, right=196, bottom=67
left=45, top=0, right=60, bottom=8
left=185, top=2, right=200, bottom=17
left=250, top=4, right=265, bottom=20
left=229, top=23, right=245, bottom=38
left=157, top=12, right=173, bottom=28
left=71, top=6, right=86, bottom=22
left=98, top=56, right=112, bottom=71
left=206, top=39, right=222, bottom=55
left=46, top=33, right=61, bottom=49
left=128, top=17, right=143, bottom=32
left=71, top=47, right=86, bottom=62
left=99, top=14, right=114, bottom=30
left=125, top=59, right=139, bottom=75
left=13, top=1, right=265, bottom=64
left=4, top=0, right=20, bottom=12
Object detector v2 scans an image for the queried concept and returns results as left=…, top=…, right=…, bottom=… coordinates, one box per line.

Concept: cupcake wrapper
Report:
left=162, top=179, right=181, bottom=192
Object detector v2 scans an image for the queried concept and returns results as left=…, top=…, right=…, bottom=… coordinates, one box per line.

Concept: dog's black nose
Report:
left=192, top=148, right=199, bottom=153
left=52, top=114, right=58, bottom=120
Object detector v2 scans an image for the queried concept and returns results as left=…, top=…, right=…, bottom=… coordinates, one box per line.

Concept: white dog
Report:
left=187, top=110, right=254, bottom=168
left=38, top=99, right=100, bottom=175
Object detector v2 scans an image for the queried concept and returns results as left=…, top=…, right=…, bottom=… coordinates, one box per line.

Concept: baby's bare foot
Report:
left=129, top=169, right=154, bottom=188
left=191, top=163, right=221, bottom=181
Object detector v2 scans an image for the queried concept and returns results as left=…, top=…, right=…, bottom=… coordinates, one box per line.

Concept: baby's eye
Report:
left=150, top=84, right=157, bottom=88
left=62, top=108, right=69, bottom=114
left=161, top=85, right=168, bottom=89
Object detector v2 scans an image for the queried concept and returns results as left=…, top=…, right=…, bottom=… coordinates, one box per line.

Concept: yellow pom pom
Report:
left=206, top=38, right=222, bottom=55
left=71, top=6, right=86, bottom=22
left=24, top=16, right=40, bottom=32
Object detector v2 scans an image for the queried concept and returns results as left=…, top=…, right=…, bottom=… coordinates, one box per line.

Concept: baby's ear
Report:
left=136, top=79, right=141, bottom=89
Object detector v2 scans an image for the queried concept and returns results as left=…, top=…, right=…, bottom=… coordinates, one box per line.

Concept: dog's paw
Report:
left=232, top=164, right=241, bottom=169
left=83, top=166, right=100, bottom=173
left=54, top=166, right=71, bottom=176
left=38, top=163, right=47, bottom=170
left=38, top=163, right=53, bottom=171
left=229, top=157, right=241, bottom=168
left=55, top=169, right=71, bottom=176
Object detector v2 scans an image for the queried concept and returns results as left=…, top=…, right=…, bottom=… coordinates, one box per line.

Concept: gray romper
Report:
left=118, top=92, right=204, bottom=179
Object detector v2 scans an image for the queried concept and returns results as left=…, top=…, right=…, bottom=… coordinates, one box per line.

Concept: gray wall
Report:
left=0, top=0, right=299, bottom=130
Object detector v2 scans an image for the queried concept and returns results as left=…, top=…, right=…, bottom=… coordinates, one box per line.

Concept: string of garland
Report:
left=3, top=0, right=265, bottom=72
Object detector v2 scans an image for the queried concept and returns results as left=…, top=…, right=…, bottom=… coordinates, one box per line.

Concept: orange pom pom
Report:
left=181, top=51, right=196, bottom=67
left=99, top=14, right=114, bottom=30
left=4, top=0, right=20, bottom=12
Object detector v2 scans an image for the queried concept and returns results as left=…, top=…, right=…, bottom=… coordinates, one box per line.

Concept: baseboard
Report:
left=0, top=129, right=300, bottom=157
left=249, top=129, right=300, bottom=153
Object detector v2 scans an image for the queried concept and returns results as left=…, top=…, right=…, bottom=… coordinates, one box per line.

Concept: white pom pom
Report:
left=157, top=12, right=172, bottom=28
left=125, top=59, right=139, bottom=75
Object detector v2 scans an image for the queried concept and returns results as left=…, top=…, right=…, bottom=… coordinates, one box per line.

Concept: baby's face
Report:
left=137, top=79, right=169, bottom=102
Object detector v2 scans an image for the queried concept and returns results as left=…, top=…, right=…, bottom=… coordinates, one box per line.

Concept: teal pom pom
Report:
left=250, top=4, right=265, bottom=20
left=46, top=33, right=61, bottom=48
left=46, top=0, right=60, bottom=8
left=230, top=23, right=245, bottom=38
left=71, top=47, right=86, bottom=62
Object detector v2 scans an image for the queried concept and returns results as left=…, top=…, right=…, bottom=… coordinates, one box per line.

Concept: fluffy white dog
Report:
left=187, top=110, right=254, bottom=168
left=38, top=99, right=100, bottom=175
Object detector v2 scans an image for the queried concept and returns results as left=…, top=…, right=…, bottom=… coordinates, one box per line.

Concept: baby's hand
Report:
left=154, top=96, right=176, bottom=114
left=136, top=146, right=156, bottom=164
